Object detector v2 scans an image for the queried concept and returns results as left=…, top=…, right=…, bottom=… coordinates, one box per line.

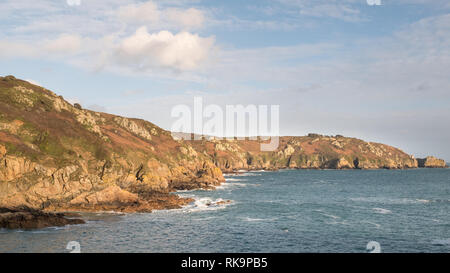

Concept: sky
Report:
left=0, top=0, right=449, bottom=160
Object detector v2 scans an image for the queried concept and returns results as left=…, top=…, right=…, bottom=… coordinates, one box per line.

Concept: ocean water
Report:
left=1, top=169, right=449, bottom=253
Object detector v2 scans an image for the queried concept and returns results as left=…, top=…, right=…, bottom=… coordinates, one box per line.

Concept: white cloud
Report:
left=0, top=0, right=214, bottom=74
left=114, top=27, right=215, bottom=71
left=0, top=26, right=215, bottom=74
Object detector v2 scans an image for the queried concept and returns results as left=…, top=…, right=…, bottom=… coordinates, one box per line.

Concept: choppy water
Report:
left=1, top=169, right=449, bottom=253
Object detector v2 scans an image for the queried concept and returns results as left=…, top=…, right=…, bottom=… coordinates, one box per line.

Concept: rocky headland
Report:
left=417, top=156, right=448, bottom=168
left=0, top=75, right=447, bottom=228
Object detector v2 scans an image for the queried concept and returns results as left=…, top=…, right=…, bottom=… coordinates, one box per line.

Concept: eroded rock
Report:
left=417, top=156, right=447, bottom=168
left=0, top=207, right=84, bottom=229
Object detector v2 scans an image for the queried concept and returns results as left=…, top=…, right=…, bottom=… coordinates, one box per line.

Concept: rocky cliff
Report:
left=189, top=134, right=420, bottom=172
left=417, top=156, right=448, bottom=168
left=0, top=75, right=446, bottom=217
left=0, top=75, right=223, bottom=213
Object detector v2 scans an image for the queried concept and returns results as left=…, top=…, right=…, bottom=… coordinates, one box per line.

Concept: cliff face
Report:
left=0, top=76, right=445, bottom=213
left=190, top=134, right=419, bottom=172
left=417, top=156, right=448, bottom=168
left=0, top=76, right=223, bottom=212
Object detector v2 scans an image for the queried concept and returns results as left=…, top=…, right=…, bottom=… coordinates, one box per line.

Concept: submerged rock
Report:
left=0, top=207, right=85, bottom=229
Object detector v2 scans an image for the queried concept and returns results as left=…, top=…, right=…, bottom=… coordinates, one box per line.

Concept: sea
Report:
left=1, top=169, right=449, bottom=253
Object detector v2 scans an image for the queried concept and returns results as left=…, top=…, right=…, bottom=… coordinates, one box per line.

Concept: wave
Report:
left=192, top=216, right=218, bottom=221
left=181, top=197, right=234, bottom=213
left=92, top=211, right=126, bottom=215
left=217, top=181, right=260, bottom=191
left=361, top=221, right=381, bottom=228
left=351, top=197, right=450, bottom=205
left=216, top=182, right=248, bottom=190
left=230, top=172, right=262, bottom=177
left=316, top=211, right=340, bottom=219
left=326, top=220, right=350, bottom=226
left=372, top=207, right=392, bottom=214
left=242, top=217, right=278, bottom=222
left=225, top=178, right=247, bottom=182
left=350, top=197, right=431, bottom=205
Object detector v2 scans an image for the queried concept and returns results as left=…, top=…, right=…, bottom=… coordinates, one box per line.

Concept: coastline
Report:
left=0, top=76, right=447, bottom=230
left=2, top=167, right=448, bottom=230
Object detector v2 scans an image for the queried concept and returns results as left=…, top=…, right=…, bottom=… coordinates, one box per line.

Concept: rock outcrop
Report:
left=0, top=207, right=84, bottom=229
left=0, top=76, right=224, bottom=215
left=417, top=156, right=447, bottom=168
left=193, top=136, right=419, bottom=172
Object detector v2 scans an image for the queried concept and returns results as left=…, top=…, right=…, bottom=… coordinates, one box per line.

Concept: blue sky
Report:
left=0, top=0, right=450, bottom=160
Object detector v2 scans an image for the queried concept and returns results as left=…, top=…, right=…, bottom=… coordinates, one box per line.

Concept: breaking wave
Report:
left=372, top=208, right=392, bottom=214
left=242, top=217, right=278, bottom=222
left=350, top=197, right=431, bottom=205
left=181, top=197, right=234, bottom=213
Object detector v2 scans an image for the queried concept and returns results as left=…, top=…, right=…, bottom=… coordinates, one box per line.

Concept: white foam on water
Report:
left=147, top=197, right=234, bottom=216
left=94, top=211, right=125, bottom=215
left=372, top=208, right=392, bottom=214
left=350, top=197, right=426, bottom=205
left=216, top=182, right=248, bottom=190
left=318, top=212, right=340, bottom=219
left=242, top=217, right=277, bottom=222
left=30, top=230, right=52, bottom=234
left=362, top=220, right=382, bottom=228
left=235, top=172, right=262, bottom=177
left=181, top=197, right=234, bottom=213
left=174, top=192, right=196, bottom=199
left=192, top=216, right=218, bottom=221
left=326, top=220, right=350, bottom=226
left=176, top=189, right=196, bottom=193
left=225, top=178, right=247, bottom=182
